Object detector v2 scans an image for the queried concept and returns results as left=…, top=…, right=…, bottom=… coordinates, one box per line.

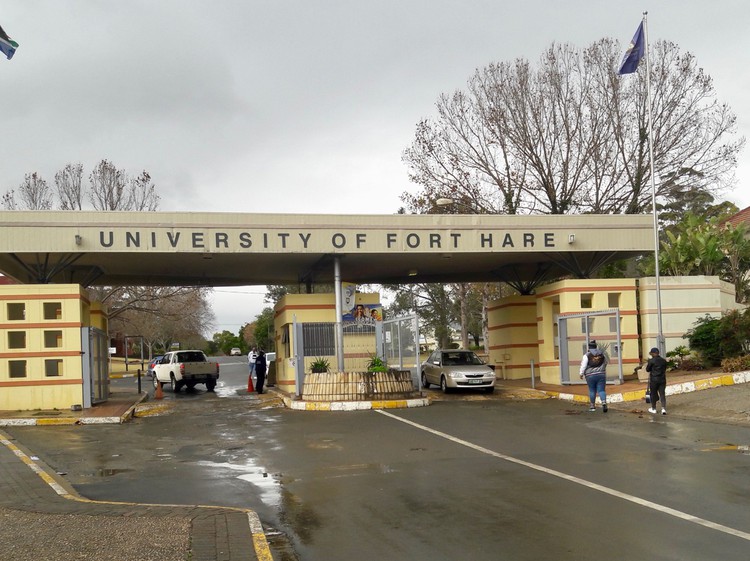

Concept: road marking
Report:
left=377, top=410, right=750, bottom=542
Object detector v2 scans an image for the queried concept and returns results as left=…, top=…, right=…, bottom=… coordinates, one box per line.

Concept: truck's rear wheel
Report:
left=171, top=374, right=183, bottom=393
left=206, top=380, right=217, bottom=392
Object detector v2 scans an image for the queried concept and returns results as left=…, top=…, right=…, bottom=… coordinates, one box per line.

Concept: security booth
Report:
left=0, top=283, right=109, bottom=411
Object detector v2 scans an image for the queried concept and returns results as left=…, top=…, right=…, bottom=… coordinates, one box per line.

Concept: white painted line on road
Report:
left=376, top=410, right=750, bottom=543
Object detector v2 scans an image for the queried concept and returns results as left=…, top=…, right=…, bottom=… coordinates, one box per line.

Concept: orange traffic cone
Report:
left=247, top=374, right=255, bottom=393
left=155, top=380, right=164, bottom=400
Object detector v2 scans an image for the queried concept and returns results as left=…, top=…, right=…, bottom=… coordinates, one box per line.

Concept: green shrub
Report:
left=685, top=315, right=722, bottom=366
left=310, top=357, right=330, bottom=373
left=715, top=309, right=750, bottom=358
left=665, top=345, right=690, bottom=370
left=366, top=355, right=388, bottom=373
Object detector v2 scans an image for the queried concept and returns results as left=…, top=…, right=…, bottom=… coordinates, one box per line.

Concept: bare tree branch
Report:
left=402, top=38, right=744, bottom=217
left=55, top=163, right=84, bottom=210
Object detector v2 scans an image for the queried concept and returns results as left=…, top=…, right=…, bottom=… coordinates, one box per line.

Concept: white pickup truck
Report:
left=152, top=350, right=220, bottom=392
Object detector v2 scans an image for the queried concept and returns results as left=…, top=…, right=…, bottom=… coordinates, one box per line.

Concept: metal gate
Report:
left=290, top=319, right=386, bottom=397
left=558, top=309, right=624, bottom=385
left=382, top=314, right=420, bottom=390
left=81, top=327, right=109, bottom=407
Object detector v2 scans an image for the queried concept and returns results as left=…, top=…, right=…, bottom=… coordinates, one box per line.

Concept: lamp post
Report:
left=435, top=198, right=478, bottom=213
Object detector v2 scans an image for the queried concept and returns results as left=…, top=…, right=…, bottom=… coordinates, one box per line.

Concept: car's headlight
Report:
left=448, top=371, right=463, bottom=378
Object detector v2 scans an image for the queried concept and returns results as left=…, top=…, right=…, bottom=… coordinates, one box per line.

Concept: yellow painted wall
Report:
left=486, top=280, right=640, bottom=385
left=535, top=279, right=639, bottom=384
left=487, top=295, right=538, bottom=380
left=638, top=276, right=744, bottom=357
left=273, top=291, right=380, bottom=395
left=0, top=284, right=90, bottom=410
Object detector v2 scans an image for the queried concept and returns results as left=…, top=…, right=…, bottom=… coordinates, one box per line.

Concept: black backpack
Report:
left=587, top=352, right=604, bottom=368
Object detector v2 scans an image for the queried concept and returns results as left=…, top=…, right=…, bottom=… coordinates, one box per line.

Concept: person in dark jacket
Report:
left=579, top=340, right=609, bottom=413
left=254, top=350, right=268, bottom=394
left=646, top=347, right=668, bottom=415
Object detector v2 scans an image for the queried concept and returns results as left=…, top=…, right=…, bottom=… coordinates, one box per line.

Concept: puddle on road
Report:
left=195, top=459, right=281, bottom=508
left=214, top=383, right=249, bottom=398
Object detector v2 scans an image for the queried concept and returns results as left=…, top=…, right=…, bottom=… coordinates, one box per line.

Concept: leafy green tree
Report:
left=658, top=184, right=737, bottom=231
left=719, top=222, right=750, bottom=304
left=212, top=330, right=241, bottom=356
left=385, top=283, right=456, bottom=349
left=657, top=212, right=750, bottom=303
left=253, top=307, right=275, bottom=351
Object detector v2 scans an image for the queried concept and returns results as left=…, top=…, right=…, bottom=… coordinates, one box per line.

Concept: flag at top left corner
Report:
left=0, top=23, right=19, bottom=60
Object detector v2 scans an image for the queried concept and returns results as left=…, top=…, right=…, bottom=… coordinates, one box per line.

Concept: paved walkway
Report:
left=0, top=429, right=271, bottom=561
left=0, top=381, right=272, bottom=561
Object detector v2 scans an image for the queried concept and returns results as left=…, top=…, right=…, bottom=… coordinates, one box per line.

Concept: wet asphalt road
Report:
left=6, top=358, right=750, bottom=561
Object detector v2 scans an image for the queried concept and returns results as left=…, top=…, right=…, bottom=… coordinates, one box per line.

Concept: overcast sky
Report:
left=2, top=1, right=749, bottom=334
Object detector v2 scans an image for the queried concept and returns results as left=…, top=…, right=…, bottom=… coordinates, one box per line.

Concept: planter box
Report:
left=303, top=371, right=417, bottom=401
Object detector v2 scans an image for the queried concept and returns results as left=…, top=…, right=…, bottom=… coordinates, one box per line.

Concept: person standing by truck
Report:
left=248, top=348, right=257, bottom=376
left=254, top=349, right=267, bottom=394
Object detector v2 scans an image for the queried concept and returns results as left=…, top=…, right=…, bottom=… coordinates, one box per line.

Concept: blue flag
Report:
left=618, top=21, right=645, bottom=75
left=0, top=24, right=19, bottom=60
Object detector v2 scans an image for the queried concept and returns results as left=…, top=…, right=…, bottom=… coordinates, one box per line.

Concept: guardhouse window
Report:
left=44, top=330, right=63, bottom=348
left=302, top=323, right=335, bottom=356
left=45, top=359, right=63, bottom=377
left=8, top=331, right=26, bottom=349
left=580, top=294, right=593, bottom=309
left=44, top=302, right=63, bottom=320
left=7, top=303, right=25, bottom=320
left=9, top=360, right=27, bottom=378
left=608, top=293, right=620, bottom=308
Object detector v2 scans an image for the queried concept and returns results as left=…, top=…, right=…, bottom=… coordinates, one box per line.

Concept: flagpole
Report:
left=643, top=11, right=666, bottom=354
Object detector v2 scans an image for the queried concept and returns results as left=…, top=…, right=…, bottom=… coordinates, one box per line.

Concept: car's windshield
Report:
left=441, top=352, right=483, bottom=366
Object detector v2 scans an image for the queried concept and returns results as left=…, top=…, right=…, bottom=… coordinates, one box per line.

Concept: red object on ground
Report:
left=247, top=374, right=255, bottom=393
left=154, top=380, right=164, bottom=400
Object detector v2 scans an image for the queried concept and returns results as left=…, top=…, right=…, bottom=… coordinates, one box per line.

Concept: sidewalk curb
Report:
left=0, top=392, right=150, bottom=427
left=538, top=371, right=750, bottom=404
left=281, top=396, right=431, bottom=411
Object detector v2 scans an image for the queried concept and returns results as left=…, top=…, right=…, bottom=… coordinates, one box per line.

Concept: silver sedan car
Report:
left=421, top=349, right=496, bottom=393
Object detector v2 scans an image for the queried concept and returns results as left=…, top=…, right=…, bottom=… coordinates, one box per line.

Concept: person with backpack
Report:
left=646, top=347, right=668, bottom=415
left=579, top=340, right=609, bottom=413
